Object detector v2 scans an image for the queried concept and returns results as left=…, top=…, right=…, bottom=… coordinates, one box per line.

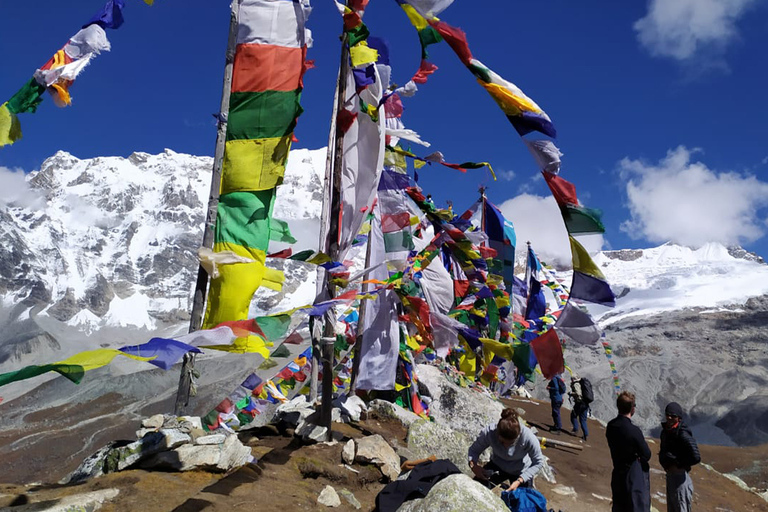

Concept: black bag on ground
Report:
left=580, top=378, right=594, bottom=404
left=374, top=459, right=461, bottom=512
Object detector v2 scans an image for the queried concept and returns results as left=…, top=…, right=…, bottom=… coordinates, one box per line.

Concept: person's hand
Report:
left=508, top=477, right=524, bottom=490
left=470, top=462, right=487, bottom=480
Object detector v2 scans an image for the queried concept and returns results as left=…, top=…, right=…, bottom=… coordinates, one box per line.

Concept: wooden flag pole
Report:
left=314, top=17, right=351, bottom=438
left=174, top=1, right=240, bottom=416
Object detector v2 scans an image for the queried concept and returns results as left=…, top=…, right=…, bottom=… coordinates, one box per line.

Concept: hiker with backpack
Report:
left=569, top=373, right=593, bottom=442
left=546, top=373, right=567, bottom=432
left=659, top=402, right=701, bottom=512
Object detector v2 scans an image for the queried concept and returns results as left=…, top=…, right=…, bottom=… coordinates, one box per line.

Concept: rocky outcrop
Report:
left=406, top=419, right=473, bottom=477
left=63, top=415, right=253, bottom=483
left=415, top=364, right=504, bottom=439
left=396, top=474, right=508, bottom=512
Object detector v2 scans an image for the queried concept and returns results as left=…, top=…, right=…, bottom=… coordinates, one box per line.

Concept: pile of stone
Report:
left=63, top=414, right=253, bottom=484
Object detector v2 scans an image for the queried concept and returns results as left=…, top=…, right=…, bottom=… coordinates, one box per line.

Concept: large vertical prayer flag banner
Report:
left=203, top=0, right=311, bottom=328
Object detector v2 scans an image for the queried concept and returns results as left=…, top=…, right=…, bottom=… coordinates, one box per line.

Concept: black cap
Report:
left=665, top=402, right=683, bottom=418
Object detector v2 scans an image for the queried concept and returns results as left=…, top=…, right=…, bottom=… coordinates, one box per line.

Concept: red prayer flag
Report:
left=412, top=59, right=438, bottom=84
left=381, top=212, right=411, bottom=233
left=337, top=109, right=358, bottom=134
left=428, top=20, right=473, bottom=65
left=543, top=172, right=578, bottom=206
left=349, top=0, right=369, bottom=11
left=530, top=329, right=564, bottom=379
left=268, top=248, right=293, bottom=259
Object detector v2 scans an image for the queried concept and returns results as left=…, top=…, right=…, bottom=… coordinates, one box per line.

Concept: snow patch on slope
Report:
left=589, top=242, right=768, bottom=325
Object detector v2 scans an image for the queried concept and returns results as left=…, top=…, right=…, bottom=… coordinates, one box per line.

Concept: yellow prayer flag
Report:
left=0, top=103, right=22, bottom=147
left=56, top=348, right=155, bottom=371
left=350, top=42, right=378, bottom=67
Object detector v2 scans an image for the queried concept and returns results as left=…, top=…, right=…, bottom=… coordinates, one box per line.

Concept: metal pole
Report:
left=174, top=0, right=240, bottom=416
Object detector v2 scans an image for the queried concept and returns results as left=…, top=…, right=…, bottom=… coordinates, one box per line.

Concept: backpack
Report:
left=580, top=377, right=594, bottom=404
left=500, top=487, right=548, bottom=512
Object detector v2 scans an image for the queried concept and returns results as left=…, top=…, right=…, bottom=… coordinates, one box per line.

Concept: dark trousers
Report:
left=551, top=400, right=563, bottom=430
left=571, top=401, right=589, bottom=438
left=474, top=459, right=532, bottom=489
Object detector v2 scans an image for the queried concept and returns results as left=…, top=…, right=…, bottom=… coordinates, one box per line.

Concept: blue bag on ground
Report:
left=500, top=487, right=548, bottom=512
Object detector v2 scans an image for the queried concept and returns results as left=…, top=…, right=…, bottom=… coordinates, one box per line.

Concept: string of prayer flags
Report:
left=602, top=337, right=621, bottom=394
left=203, top=0, right=312, bottom=328
left=0, top=346, right=158, bottom=388
left=0, top=0, right=157, bottom=147
left=387, top=146, right=495, bottom=178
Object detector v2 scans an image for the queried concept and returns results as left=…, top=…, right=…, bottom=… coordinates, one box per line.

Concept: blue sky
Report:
left=1, top=0, right=767, bottom=262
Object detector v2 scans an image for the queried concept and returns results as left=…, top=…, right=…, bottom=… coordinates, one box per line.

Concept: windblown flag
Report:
left=203, top=0, right=311, bottom=328
left=543, top=172, right=605, bottom=235
left=530, top=328, right=564, bottom=380
left=554, top=301, right=602, bottom=345
left=0, top=0, right=153, bottom=147
left=0, top=348, right=156, bottom=388
left=525, top=245, right=546, bottom=320
left=569, top=236, right=616, bottom=307
left=335, top=3, right=386, bottom=260
left=482, top=198, right=516, bottom=294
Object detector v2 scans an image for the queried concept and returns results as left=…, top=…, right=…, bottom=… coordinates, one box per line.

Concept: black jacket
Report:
left=606, top=415, right=651, bottom=471
left=606, top=415, right=651, bottom=512
left=659, top=421, right=701, bottom=472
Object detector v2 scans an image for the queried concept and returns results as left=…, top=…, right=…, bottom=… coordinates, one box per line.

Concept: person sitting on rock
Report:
left=467, top=408, right=544, bottom=489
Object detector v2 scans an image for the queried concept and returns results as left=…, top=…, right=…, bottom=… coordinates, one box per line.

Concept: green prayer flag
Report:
left=0, top=363, right=84, bottom=388
left=6, top=78, right=46, bottom=115
left=255, top=314, right=292, bottom=341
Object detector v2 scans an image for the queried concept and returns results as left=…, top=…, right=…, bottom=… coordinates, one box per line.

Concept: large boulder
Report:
left=355, top=434, right=401, bottom=481
left=396, top=474, right=508, bottom=512
left=406, top=419, right=472, bottom=477
left=415, top=364, right=504, bottom=439
left=368, top=399, right=421, bottom=428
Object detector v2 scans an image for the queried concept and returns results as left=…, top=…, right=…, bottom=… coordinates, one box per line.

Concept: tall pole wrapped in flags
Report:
left=176, top=0, right=312, bottom=413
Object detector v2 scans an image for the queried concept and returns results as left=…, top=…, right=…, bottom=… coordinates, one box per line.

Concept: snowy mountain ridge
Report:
left=1, top=148, right=767, bottom=446
left=590, top=242, right=768, bottom=326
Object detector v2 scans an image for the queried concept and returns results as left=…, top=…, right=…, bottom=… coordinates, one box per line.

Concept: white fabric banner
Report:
left=524, top=139, right=563, bottom=175
left=356, top=204, right=401, bottom=390
left=421, top=256, right=454, bottom=315
left=238, top=0, right=312, bottom=47
left=338, top=65, right=385, bottom=260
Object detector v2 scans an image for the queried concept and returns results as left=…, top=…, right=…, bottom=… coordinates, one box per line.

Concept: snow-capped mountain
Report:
left=591, top=243, right=768, bottom=325
left=0, top=147, right=767, bottom=450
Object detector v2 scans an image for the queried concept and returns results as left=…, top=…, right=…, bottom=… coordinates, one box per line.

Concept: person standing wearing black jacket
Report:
left=659, top=402, right=701, bottom=512
left=606, top=391, right=651, bottom=512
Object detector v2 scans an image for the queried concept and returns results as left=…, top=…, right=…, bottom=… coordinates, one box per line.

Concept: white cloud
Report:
left=634, top=0, right=756, bottom=61
left=0, top=166, right=43, bottom=208
left=497, top=169, right=516, bottom=182
left=497, top=193, right=605, bottom=266
left=619, top=146, right=768, bottom=247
